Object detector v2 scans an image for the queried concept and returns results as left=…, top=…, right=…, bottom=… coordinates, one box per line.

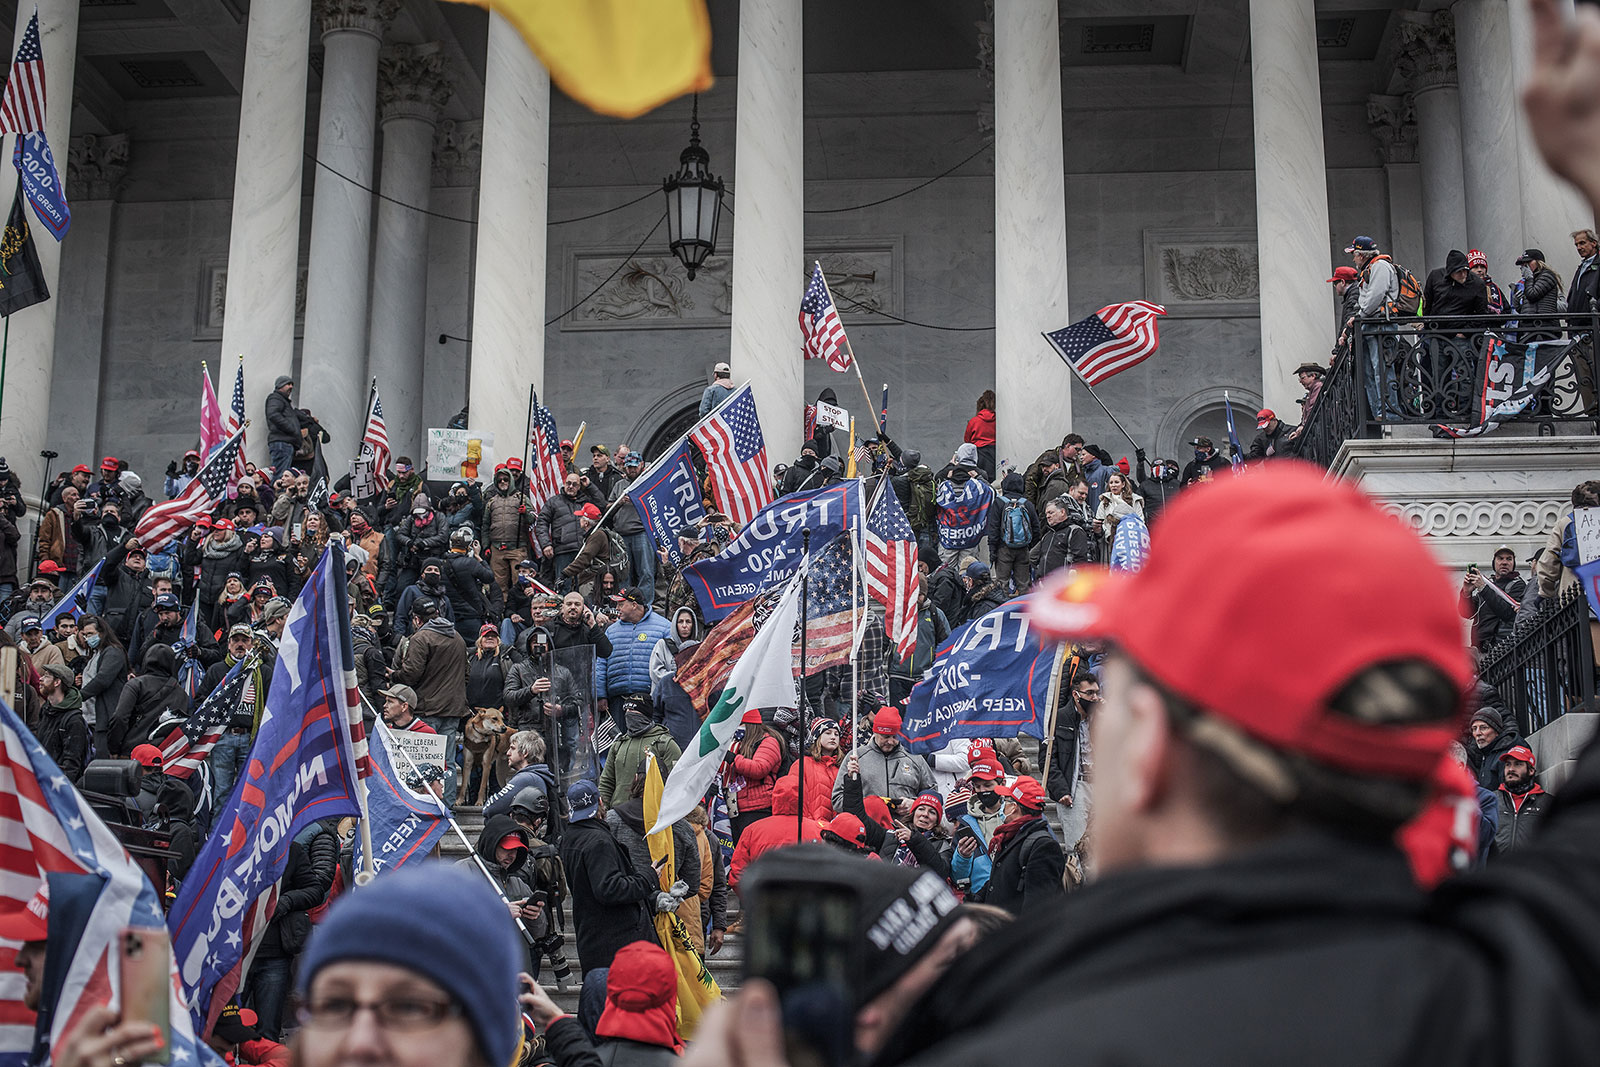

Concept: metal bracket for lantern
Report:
left=662, top=95, right=724, bottom=280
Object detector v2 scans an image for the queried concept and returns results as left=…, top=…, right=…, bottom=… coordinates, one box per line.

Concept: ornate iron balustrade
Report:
left=1479, top=584, right=1597, bottom=737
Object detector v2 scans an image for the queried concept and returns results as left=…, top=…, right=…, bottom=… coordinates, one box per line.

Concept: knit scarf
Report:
left=988, top=813, right=1039, bottom=859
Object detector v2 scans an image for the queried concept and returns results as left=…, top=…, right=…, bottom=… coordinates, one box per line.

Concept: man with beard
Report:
left=1493, top=745, right=1549, bottom=856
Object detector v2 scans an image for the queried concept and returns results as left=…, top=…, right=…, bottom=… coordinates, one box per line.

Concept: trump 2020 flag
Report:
left=39, top=560, right=101, bottom=634
left=624, top=439, right=706, bottom=568
left=0, top=699, right=218, bottom=1067
left=354, top=724, right=451, bottom=874
left=935, top=475, right=993, bottom=552
left=12, top=132, right=68, bottom=241
left=168, top=545, right=368, bottom=1033
left=1108, top=512, right=1150, bottom=573
left=1434, top=335, right=1570, bottom=439
left=901, top=596, right=1057, bottom=755
left=650, top=573, right=802, bottom=834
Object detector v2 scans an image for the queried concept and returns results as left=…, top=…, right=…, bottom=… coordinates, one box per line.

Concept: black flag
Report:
left=0, top=183, right=49, bottom=316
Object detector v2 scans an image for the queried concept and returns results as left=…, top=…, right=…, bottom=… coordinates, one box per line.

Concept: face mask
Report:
left=974, top=791, right=1003, bottom=811
left=1194, top=449, right=1206, bottom=461
left=624, top=710, right=652, bottom=735
left=86, top=634, right=101, bottom=648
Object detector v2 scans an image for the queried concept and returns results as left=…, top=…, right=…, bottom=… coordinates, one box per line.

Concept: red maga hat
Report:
left=1028, top=464, right=1470, bottom=782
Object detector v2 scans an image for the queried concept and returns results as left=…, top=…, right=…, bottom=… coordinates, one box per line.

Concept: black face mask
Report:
left=974, top=791, right=1003, bottom=811
left=624, top=710, right=653, bottom=736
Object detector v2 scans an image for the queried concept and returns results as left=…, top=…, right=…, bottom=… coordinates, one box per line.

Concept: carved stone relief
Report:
left=196, top=256, right=309, bottom=341
left=1142, top=228, right=1259, bottom=318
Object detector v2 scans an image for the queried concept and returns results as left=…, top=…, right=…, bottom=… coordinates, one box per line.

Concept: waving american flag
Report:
left=690, top=383, right=773, bottom=526
left=361, top=385, right=391, bottom=491
left=529, top=390, right=567, bottom=513
left=1043, top=301, right=1166, bottom=385
left=0, top=11, right=46, bottom=135
left=133, top=425, right=244, bottom=552
left=226, top=357, right=248, bottom=484
left=864, top=481, right=918, bottom=661
left=800, top=262, right=852, bottom=372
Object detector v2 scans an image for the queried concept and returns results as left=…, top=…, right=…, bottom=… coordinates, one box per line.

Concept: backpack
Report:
left=908, top=466, right=936, bottom=529
left=1374, top=255, right=1423, bottom=316
left=1001, top=496, right=1033, bottom=548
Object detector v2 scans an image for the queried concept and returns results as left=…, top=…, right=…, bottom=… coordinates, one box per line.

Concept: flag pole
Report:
left=815, top=261, right=883, bottom=434
left=1039, top=643, right=1071, bottom=799
left=522, top=383, right=535, bottom=483
left=1042, top=331, right=1144, bottom=455
left=0, top=315, right=9, bottom=421
left=797, top=528, right=811, bottom=841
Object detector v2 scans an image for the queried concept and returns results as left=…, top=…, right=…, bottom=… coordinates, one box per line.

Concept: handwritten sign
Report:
left=1574, top=507, right=1600, bottom=565
left=390, top=730, right=447, bottom=777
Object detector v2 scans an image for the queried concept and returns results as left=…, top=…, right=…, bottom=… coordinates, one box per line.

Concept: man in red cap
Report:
left=1247, top=408, right=1295, bottom=460
left=974, top=775, right=1062, bottom=916
left=832, top=707, right=933, bottom=818
left=1329, top=264, right=1360, bottom=347
left=1, top=881, right=50, bottom=1012
left=1493, top=745, right=1548, bottom=856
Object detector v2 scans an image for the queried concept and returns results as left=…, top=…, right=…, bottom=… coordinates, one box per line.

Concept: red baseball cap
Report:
left=576, top=504, right=601, bottom=520
left=872, top=707, right=902, bottom=735
left=1028, top=464, right=1471, bottom=782
left=1326, top=266, right=1359, bottom=283
left=967, top=757, right=1003, bottom=782
left=212, top=517, right=235, bottom=532
left=479, top=623, right=500, bottom=637
left=822, top=812, right=866, bottom=846
left=0, top=881, right=48, bottom=942
left=1255, top=408, right=1275, bottom=429
left=496, top=834, right=527, bottom=852
left=863, top=795, right=894, bottom=830
left=194, top=515, right=213, bottom=529
left=35, top=560, right=63, bottom=575
left=71, top=464, right=91, bottom=475
left=995, top=775, right=1048, bottom=810
left=505, top=457, right=524, bottom=472
left=130, top=744, right=164, bottom=769
left=99, top=456, right=119, bottom=470
left=1500, top=745, right=1536, bottom=767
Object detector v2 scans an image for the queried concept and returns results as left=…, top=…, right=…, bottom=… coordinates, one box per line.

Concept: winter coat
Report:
left=607, top=477, right=645, bottom=537
left=986, top=492, right=1040, bottom=552
left=781, top=754, right=841, bottom=821
left=832, top=742, right=933, bottom=809
left=1493, top=784, right=1550, bottom=856
left=1518, top=264, right=1562, bottom=315
left=441, top=550, right=496, bottom=622
left=483, top=763, right=559, bottom=821
left=598, top=725, right=681, bottom=809
left=264, top=389, right=303, bottom=446
left=648, top=608, right=700, bottom=702
left=189, top=534, right=246, bottom=630
left=604, top=804, right=699, bottom=907
left=1458, top=570, right=1527, bottom=650
left=481, top=486, right=529, bottom=548
left=977, top=816, right=1064, bottom=915
left=109, top=645, right=190, bottom=756
left=79, top=642, right=129, bottom=747
left=396, top=576, right=454, bottom=636
left=394, top=512, right=448, bottom=571
left=390, top=618, right=469, bottom=720
left=1467, top=724, right=1524, bottom=791
left=699, top=381, right=735, bottom=419
left=600, top=612, right=671, bottom=698
left=958, top=579, right=1010, bottom=627
left=463, top=814, right=540, bottom=940
left=728, top=778, right=820, bottom=889
left=964, top=409, right=996, bottom=448
left=465, top=648, right=508, bottom=709
left=504, top=641, right=582, bottom=730
left=40, top=692, right=89, bottom=783
left=1423, top=252, right=1491, bottom=329
left=243, top=548, right=292, bottom=600
left=558, top=816, right=659, bottom=975
left=724, top=734, right=784, bottom=815
left=537, top=493, right=590, bottom=556
left=948, top=813, right=994, bottom=894
left=98, top=543, right=154, bottom=645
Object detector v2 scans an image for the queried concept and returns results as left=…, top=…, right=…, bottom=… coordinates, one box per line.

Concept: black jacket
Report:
left=1493, top=784, right=1550, bottom=856
left=558, top=816, right=659, bottom=974
left=1467, top=724, right=1524, bottom=791
left=1424, top=252, right=1490, bottom=330
left=264, top=389, right=304, bottom=446
left=976, top=817, right=1064, bottom=916
left=40, top=696, right=89, bottom=783
left=442, top=550, right=496, bottom=622
left=1570, top=256, right=1600, bottom=316
left=109, top=645, right=189, bottom=756
left=882, top=750, right=1600, bottom=1067
left=1459, top=571, right=1526, bottom=650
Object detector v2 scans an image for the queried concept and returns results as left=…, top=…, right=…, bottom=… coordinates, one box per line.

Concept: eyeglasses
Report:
left=298, top=996, right=461, bottom=1031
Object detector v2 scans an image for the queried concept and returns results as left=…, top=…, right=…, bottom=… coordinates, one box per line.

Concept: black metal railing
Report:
left=1479, top=584, right=1597, bottom=737
left=1292, top=312, right=1600, bottom=467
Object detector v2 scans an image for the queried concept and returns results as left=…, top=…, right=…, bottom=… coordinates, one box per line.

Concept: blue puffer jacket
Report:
left=949, top=812, right=993, bottom=895
left=599, top=612, right=671, bottom=697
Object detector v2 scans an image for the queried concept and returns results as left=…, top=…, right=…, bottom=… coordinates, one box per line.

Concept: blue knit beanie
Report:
left=298, top=864, right=520, bottom=1067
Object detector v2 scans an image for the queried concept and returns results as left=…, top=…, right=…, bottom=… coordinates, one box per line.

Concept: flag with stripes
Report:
left=1043, top=301, right=1166, bottom=385
left=153, top=657, right=249, bottom=779
left=864, top=483, right=918, bottom=661
left=39, top=561, right=101, bottom=634
left=226, top=357, right=247, bottom=484
left=174, top=600, right=204, bottom=700
left=529, top=391, right=567, bottom=516
left=674, top=591, right=774, bottom=718
left=799, top=262, right=852, bottom=371
left=802, top=534, right=859, bottom=676
left=0, top=11, right=46, bottom=135
left=0, top=698, right=218, bottom=1067
left=199, top=365, right=225, bottom=457
left=360, top=386, right=391, bottom=492
left=132, top=425, right=243, bottom=552
left=689, top=383, right=773, bottom=527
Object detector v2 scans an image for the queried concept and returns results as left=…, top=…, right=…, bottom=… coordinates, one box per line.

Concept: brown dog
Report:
left=459, top=706, right=510, bottom=807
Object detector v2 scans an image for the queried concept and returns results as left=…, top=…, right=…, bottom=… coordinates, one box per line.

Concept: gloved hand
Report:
left=166, top=461, right=178, bottom=477
left=652, top=891, right=679, bottom=914
left=1135, top=448, right=1148, bottom=465
left=666, top=880, right=691, bottom=902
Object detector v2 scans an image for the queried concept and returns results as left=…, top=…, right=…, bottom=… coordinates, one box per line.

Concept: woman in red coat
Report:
left=964, top=390, right=996, bottom=481
left=724, top=708, right=784, bottom=842
left=783, top=717, right=843, bottom=821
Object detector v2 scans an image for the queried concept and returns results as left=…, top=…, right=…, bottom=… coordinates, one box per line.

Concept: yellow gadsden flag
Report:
left=643, top=753, right=722, bottom=1036
left=450, top=0, right=713, bottom=119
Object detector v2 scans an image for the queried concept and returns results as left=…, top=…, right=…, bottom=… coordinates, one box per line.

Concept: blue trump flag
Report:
left=902, top=596, right=1061, bottom=755
left=935, top=475, right=994, bottom=551
left=13, top=132, right=70, bottom=241
left=682, top=480, right=862, bottom=622
left=168, top=545, right=367, bottom=1032
left=39, top=560, right=102, bottom=633
left=354, top=724, right=451, bottom=874
left=1109, top=512, right=1150, bottom=573
left=623, top=439, right=705, bottom=567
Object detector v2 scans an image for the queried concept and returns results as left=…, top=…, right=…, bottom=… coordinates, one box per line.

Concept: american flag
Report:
left=800, top=263, right=852, bottom=371
left=174, top=599, right=203, bottom=699
left=360, top=385, right=391, bottom=491
left=0, top=11, right=46, bottom=136
left=529, top=390, right=566, bottom=515
left=1043, top=301, right=1166, bottom=385
left=676, top=591, right=774, bottom=717
left=153, top=657, right=250, bottom=779
left=226, top=357, right=247, bottom=484
left=864, top=482, right=918, bottom=661
left=689, top=383, right=773, bottom=526
left=133, top=425, right=243, bottom=552
left=0, top=698, right=217, bottom=1067
left=802, top=533, right=860, bottom=676
left=199, top=364, right=225, bottom=457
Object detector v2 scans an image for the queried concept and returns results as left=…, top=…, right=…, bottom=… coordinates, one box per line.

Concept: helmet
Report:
left=450, top=526, right=475, bottom=548
left=509, top=786, right=549, bottom=823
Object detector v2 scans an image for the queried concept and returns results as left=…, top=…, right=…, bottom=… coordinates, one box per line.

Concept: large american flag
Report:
left=133, top=425, right=243, bottom=552
left=361, top=385, right=391, bottom=492
left=864, top=482, right=918, bottom=661
left=690, top=383, right=772, bottom=526
left=154, top=657, right=250, bottom=779
left=802, top=533, right=860, bottom=676
left=1043, top=301, right=1166, bottom=385
left=529, top=390, right=566, bottom=515
left=0, top=698, right=217, bottom=1067
left=224, top=357, right=247, bottom=485
left=800, top=262, right=852, bottom=371
left=0, top=11, right=45, bottom=136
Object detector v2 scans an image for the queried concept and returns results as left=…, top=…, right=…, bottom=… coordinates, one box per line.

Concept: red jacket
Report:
left=964, top=409, right=995, bottom=448
left=783, top=755, right=840, bottom=821
left=725, top=735, right=783, bottom=814
left=729, top=776, right=819, bottom=889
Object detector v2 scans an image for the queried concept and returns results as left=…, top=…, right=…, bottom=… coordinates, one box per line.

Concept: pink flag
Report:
left=199, top=364, right=225, bottom=456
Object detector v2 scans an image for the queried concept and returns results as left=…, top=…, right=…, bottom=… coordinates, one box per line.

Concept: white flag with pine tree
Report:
left=649, top=572, right=803, bottom=834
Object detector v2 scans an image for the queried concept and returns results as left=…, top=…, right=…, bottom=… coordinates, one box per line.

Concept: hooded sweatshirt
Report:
left=728, top=776, right=820, bottom=889
left=594, top=941, right=683, bottom=1058
left=110, top=644, right=188, bottom=755
left=648, top=607, right=700, bottom=702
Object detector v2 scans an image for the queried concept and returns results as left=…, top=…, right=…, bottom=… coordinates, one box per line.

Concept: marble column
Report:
left=1249, top=0, right=1333, bottom=419
left=1366, top=97, right=1426, bottom=286
left=729, top=0, right=804, bottom=466
left=425, top=120, right=479, bottom=435
left=219, top=0, right=314, bottom=467
left=300, top=0, right=396, bottom=454
left=1395, top=11, right=1468, bottom=268
left=52, top=135, right=131, bottom=461
left=1506, top=0, right=1591, bottom=257
left=1454, top=0, right=1524, bottom=275
left=367, top=44, right=452, bottom=463
left=993, top=0, right=1070, bottom=470
left=469, top=11, right=549, bottom=459
left=0, top=0, right=79, bottom=512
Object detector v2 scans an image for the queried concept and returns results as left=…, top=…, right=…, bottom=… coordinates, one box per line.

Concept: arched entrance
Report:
left=628, top=382, right=706, bottom=461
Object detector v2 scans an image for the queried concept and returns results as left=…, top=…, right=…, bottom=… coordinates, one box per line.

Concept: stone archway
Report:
left=628, top=382, right=705, bottom=461
left=1155, top=384, right=1264, bottom=464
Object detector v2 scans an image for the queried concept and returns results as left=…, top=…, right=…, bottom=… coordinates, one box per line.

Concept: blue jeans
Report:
left=208, top=731, right=252, bottom=812
left=422, top=715, right=462, bottom=805
left=268, top=441, right=295, bottom=479
left=624, top=531, right=656, bottom=605
left=552, top=552, right=577, bottom=590
left=1362, top=324, right=1400, bottom=420
left=243, top=955, right=291, bottom=1040
left=0, top=583, right=12, bottom=603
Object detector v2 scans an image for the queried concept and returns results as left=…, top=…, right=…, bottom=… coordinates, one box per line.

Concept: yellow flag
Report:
left=643, top=754, right=721, bottom=1036
left=449, top=0, right=713, bottom=119
left=846, top=418, right=858, bottom=479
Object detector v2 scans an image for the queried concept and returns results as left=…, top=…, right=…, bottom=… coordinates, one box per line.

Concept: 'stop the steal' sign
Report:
left=902, top=596, right=1057, bottom=755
